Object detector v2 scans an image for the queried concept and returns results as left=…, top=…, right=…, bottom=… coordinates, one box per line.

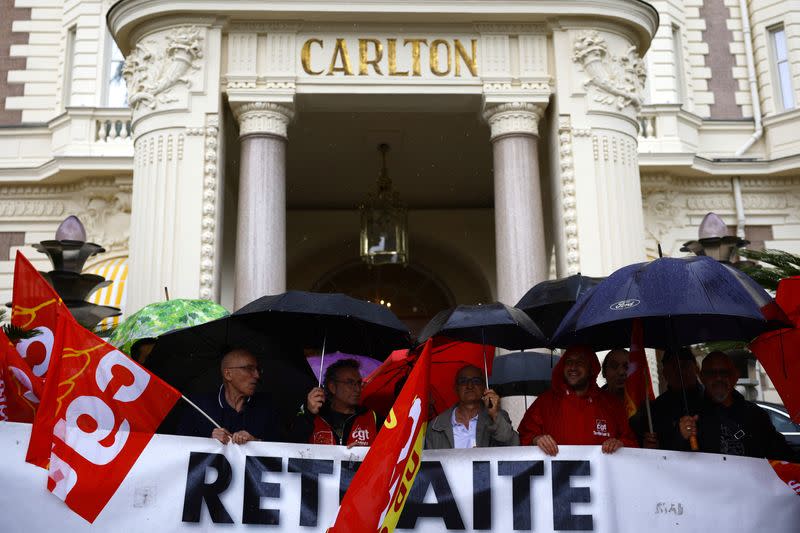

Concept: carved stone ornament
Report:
left=198, top=115, right=220, bottom=300
left=80, top=190, right=132, bottom=253
left=482, top=102, right=545, bottom=140
left=123, top=26, right=204, bottom=111
left=558, top=117, right=580, bottom=275
left=572, top=31, right=646, bottom=110
left=234, top=102, right=295, bottom=138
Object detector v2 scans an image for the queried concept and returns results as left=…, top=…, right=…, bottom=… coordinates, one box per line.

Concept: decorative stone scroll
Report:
left=123, top=26, right=204, bottom=111
left=572, top=31, right=646, bottom=110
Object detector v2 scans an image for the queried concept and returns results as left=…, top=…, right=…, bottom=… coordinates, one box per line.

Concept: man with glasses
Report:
left=677, top=351, right=796, bottom=460
left=425, top=365, right=518, bottom=449
left=292, top=358, right=379, bottom=446
left=177, top=348, right=284, bottom=444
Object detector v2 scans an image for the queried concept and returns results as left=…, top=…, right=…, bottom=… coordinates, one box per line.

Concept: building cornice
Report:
left=639, top=152, right=800, bottom=177
left=108, top=0, right=658, bottom=53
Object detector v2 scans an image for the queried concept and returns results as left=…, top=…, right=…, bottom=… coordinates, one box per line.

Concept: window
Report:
left=63, top=26, right=77, bottom=108
left=105, top=38, right=128, bottom=107
left=764, top=407, right=800, bottom=433
left=770, top=25, right=795, bottom=111
left=672, top=24, right=686, bottom=105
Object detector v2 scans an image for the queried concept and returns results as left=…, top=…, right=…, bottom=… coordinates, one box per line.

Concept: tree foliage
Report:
left=0, top=307, right=41, bottom=341
left=738, top=248, right=800, bottom=291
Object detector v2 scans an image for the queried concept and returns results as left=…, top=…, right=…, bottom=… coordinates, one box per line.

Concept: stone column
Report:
left=232, top=102, right=294, bottom=310
left=550, top=27, right=647, bottom=276
left=121, top=23, right=223, bottom=313
left=483, top=102, right=548, bottom=305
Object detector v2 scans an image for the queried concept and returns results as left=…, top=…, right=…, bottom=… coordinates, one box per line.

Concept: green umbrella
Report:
left=110, top=299, right=229, bottom=356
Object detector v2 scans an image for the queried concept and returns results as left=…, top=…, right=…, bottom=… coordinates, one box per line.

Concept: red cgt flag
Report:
left=27, top=311, right=181, bottom=522
left=624, top=318, right=655, bottom=419
left=11, top=251, right=65, bottom=381
left=328, top=339, right=432, bottom=533
left=0, top=329, right=44, bottom=422
left=750, top=276, right=800, bottom=423
left=770, top=460, right=800, bottom=497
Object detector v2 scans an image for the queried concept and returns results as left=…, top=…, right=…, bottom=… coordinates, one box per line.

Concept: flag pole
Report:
left=181, top=395, right=222, bottom=429
left=318, top=333, right=327, bottom=388
left=644, top=364, right=654, bottom=434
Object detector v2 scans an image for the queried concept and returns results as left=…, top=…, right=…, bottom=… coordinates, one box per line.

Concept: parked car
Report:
left=756, top=401, right=800, bottom=454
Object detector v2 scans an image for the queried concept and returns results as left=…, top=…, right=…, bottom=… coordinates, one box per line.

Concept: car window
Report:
left=766, top=409, right=800, bottom=433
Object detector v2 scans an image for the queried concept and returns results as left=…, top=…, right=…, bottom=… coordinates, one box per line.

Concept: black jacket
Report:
left=632, top=386, right=705, bottom=451
left=688, top=391, right=798, bottom=461
left=175, top=387, right=286, bottom=442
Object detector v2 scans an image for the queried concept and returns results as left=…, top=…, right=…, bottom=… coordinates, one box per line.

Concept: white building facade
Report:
left=1, top=1, right=798, bottom=401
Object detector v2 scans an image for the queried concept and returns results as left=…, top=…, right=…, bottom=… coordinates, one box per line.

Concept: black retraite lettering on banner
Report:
left=181, top=453, right=595, bottom=531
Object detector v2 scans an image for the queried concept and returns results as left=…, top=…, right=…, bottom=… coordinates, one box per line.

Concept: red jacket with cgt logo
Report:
left=517, top=351, right=638, bottom=447
left=310, top=408, right=378, bottom=446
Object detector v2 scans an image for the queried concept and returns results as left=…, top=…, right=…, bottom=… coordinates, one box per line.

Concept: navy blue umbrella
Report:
left=515, top=274, right=604, bottom=340
left=551, top=256, right=787, bottom=350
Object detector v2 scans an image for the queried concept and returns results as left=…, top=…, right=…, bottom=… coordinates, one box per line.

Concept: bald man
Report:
left=678, top=351, right=796, bottom=461
left=177, top=348, right=285, bottom=444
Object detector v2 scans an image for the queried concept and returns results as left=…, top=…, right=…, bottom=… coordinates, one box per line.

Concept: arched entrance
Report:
left=312, top=260, right=454, bottom=336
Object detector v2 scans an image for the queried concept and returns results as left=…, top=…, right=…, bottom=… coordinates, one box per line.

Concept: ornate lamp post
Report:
left=681, top=211, right=761, bottom=399
left=34, top=215, right=121, bottom=330
left=680, top=212, right=749, bottom=264
left=359, top=144, right=409, bottom=266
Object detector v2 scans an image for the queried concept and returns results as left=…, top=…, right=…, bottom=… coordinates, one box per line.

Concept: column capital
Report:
left=232, top=102, right=295, bottom=138
left=482, top=102, right=545, bottom=141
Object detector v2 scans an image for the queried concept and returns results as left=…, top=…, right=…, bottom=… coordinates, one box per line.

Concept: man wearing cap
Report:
left=425, top=365, right=519, bottom=449
left=632, top=347, right=704, bottom=450
left=677, top=351, right=797, bottom=460
left=518, top=344, right=637, bottom=456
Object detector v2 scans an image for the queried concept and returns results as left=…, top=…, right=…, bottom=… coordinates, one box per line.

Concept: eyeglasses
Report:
left=334, top=379, right=363, bottom=389
left=702, top=369, right=732, bottom=378
left=226, top=364, right=263, bottom=375
left=456, top=377, right=484, bottom=387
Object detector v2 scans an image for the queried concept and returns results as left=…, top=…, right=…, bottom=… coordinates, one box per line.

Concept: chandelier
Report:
left=359, top=144, right=409, bottom=266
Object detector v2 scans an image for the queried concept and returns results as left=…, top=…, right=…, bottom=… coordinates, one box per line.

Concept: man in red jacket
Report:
left=518, top=344, right=638, bottom=456
left=291, top=358, right=380, bottom=446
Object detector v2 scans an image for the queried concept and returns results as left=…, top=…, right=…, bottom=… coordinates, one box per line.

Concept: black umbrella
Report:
left=418, top=303, right=547, bottom=391
left=515, top=274, right=604, bottom=340
left=418, top=303, right=547, bottom=350
left=489, top=351, right=559, bottom=398
left=147, top=290, right=410, bottom=415
left=233, top=290, right=411, bottom=357
left=146, top=316, right=318, bottom=427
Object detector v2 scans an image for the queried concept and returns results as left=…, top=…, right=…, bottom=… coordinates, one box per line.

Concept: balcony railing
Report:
left=96, top=117, right=132, bottom=143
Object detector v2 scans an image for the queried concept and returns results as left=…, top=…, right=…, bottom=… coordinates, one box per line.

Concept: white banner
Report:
left=1, top=422, right=797, bottom=532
